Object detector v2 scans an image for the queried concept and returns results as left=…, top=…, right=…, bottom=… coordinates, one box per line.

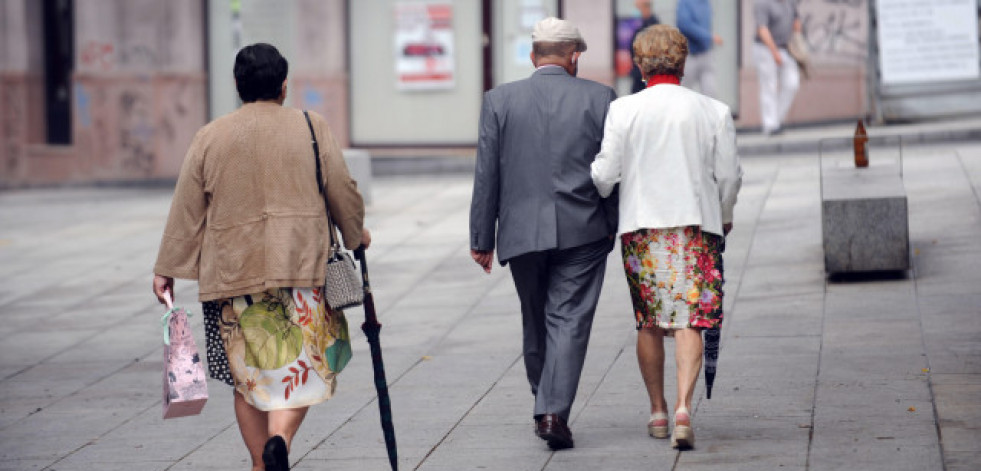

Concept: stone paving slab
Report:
left=1, top=141, right=980, bottom=470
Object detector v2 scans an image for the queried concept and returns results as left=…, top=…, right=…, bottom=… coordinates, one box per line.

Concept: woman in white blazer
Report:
left=591, top=24, right=742, bottom=450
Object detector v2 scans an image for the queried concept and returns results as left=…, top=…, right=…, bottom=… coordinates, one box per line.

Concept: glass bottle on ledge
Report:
left=853, top=119, right=869, bottom=168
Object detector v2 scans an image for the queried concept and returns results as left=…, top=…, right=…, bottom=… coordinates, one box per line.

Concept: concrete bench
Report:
left=342, top=149, right=372, bottom=205
left=821, top=164, right=910, bottom=273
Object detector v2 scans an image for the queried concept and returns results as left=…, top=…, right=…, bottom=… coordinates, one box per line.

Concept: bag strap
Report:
left=303, top=110, right=342, bottom=252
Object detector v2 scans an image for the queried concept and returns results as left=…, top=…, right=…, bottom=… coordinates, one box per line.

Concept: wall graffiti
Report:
left=303, top=87, right=325, bottom=110
left=75, top=84, right=92, bottom=128
left=799, top=0, right=868, bottom=64
left=159, top=80, right=191, bottom=143
left=82, top=41, right=167, bottom=71
left=119, top=89, right=155, bottom=175
left=156, top=79, right=206, bottom=176
left=118, top=44, right=158, bottom=68
left=1, top=84, right=24, bottom=176
left=81, top=41, right=115, bottom=71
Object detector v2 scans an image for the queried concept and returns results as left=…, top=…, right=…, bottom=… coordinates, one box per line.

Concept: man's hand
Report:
left=723, top=223, right=733, bottom=236
left=153, top=274, right=174, bottom=305
left=360, top=227, right=372, bottom=249
left=713, top=34, right=723, bottom=46
left=758, top=26, right=782, bottom=66
left=471, top=249, right=494, bottom=274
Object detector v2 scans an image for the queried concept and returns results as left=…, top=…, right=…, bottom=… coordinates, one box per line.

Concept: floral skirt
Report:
left=202, top=287, right=351, bottom=411
left=620, top=226, right=724, bottom=331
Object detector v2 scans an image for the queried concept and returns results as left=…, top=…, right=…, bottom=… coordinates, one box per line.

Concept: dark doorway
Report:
left=481, top=0, right=492, bottom=92
left=43, top=0, right=74, bottom=145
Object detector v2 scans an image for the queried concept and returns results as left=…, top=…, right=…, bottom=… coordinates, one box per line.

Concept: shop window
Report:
left=43, top=0, right=73, bottom=145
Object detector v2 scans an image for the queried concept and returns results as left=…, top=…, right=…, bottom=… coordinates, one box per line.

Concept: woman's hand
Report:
left=360, top=228, right=372, bottom=249
left=723, top=223, right=733, bottom=236
left=153, top=274, right=174, bottom=305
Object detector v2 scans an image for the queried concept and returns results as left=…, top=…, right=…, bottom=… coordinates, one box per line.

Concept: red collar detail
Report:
left=646, top=75, right=681, bottom=88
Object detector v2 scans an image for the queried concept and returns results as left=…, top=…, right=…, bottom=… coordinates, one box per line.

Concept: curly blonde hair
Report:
left=633, top=24, right=688, bottom=78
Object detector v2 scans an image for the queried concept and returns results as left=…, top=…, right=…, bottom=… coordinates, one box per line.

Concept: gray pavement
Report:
left=1, top=134, right=980, bottom=470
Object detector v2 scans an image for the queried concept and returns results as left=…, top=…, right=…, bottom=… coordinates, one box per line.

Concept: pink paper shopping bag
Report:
left=161, top=292, right=208, bottom=419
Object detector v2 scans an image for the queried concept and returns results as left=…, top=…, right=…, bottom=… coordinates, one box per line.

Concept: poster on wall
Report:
left=877, top=0, right=980, bottom=85
left=514, top=0, right=548, bottom=65
left=394, top=2, right=455, bottom=91
left=615, top=18, right=642, bottom=77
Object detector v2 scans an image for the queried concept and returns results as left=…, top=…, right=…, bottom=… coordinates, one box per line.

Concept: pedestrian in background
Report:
left=470, top=17, right=618, bottom=451
left=753, top=0, right=802, bottom=135
left=677, top=0, right=723, bottom=98
left=591, top=25, right=741, bottom=450
left=152, top=43, right=370, bottom=471
left=630, top=0, right=662, bottom=93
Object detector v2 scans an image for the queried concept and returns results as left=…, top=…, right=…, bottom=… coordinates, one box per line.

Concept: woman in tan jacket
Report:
left=152, top=43, right=369, bottom=471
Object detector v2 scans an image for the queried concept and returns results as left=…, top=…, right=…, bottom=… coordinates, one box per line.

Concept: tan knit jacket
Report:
left=154, top=102, right=365, bottom=301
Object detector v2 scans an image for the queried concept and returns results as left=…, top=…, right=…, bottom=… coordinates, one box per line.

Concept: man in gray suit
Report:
left=469, top=17, right=617, bottom=450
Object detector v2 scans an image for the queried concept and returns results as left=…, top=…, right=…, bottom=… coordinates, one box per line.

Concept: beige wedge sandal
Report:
left=648, top=412, right=669, bottom=438
left=670, top=407, right=694, bottom=450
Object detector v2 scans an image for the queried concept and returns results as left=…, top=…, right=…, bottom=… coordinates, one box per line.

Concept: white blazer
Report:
left=591, top=83, right=742, bottom=237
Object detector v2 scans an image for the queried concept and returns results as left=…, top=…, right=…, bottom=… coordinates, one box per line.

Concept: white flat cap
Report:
left=532, top=17, right=587, bottom=52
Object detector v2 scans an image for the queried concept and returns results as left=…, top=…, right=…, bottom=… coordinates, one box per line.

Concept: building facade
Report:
left=2, top=0, right=979, bottom=187
left=1, top=0, right=207, bottom=187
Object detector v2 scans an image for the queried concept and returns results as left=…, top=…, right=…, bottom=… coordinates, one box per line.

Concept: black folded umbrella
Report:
left=703, top=326, right=720, bottom=399
left=705, top=238, right=726, bottom=399
left=354, top=247, right=398, bottom=471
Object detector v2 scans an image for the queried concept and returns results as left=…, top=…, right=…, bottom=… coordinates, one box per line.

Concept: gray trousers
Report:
left=681, top=50, right=717, bottom=99
left=508, top=237, right=612, bottom=422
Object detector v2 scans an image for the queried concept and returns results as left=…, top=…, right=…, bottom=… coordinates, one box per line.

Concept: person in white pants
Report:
left=753, top=0, right=801, bottom=135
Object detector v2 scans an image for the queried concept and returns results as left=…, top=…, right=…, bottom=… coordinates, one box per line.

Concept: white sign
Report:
left=877, top=0, right=980, bottom=85
left=394, top=3, right=455, bottom=91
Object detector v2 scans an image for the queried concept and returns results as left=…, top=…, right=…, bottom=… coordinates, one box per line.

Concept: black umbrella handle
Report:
left=353, top=246, right=378, bottom=327
left=354, top=245, right=371, bottom=292
left=354, top=245, right=381, bottom=329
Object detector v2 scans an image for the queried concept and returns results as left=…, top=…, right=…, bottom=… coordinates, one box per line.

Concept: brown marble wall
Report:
left=290, top=0, right=349, bottom=147
left=0, top=0, right=207, bottom=187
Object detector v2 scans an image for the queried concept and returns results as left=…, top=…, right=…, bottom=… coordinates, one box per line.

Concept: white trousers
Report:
left=753, top=42, right=799, bottom=133
left=681, top=50, right=716, bottom=99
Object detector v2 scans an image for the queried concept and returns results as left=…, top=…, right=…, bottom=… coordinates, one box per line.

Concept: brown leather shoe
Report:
left=537, top=413, right=574, bottom=450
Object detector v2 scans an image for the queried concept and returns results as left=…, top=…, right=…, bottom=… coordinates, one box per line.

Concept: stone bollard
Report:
left=343, top=149, right=372, bottom=205
left=821, top=163, right=910, bottom=273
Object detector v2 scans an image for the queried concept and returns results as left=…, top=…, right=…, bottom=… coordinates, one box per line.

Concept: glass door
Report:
left=492, top=0, right=559, bottom=87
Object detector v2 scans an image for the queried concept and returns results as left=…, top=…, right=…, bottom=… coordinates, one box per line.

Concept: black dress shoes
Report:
left=262, top=435, right=289, bottom=471
left=536, top=413, right=574, bottom=450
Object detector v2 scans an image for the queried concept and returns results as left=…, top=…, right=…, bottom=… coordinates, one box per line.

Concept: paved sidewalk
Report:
left=735, top=115, right=981, bottom=156
left=370, top=116, right=981, bottom=176
left=1, top=139, right=980, bottom=470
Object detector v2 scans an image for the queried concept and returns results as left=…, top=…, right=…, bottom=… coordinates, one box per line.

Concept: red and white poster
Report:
left=394, top=2, right=455, bottom=91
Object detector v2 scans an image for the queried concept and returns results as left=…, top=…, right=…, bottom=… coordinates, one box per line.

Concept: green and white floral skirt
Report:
left=202, top=287, right=352, bottom=411
left=620, top=226, right=725, bottom=331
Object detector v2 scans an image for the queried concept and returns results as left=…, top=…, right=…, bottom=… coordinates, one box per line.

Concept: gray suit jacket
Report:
left=470, top=67, right=618, bottom=264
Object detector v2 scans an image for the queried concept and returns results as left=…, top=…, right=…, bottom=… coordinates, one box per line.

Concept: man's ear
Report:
left=530, top=51, right=537, bottom=67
